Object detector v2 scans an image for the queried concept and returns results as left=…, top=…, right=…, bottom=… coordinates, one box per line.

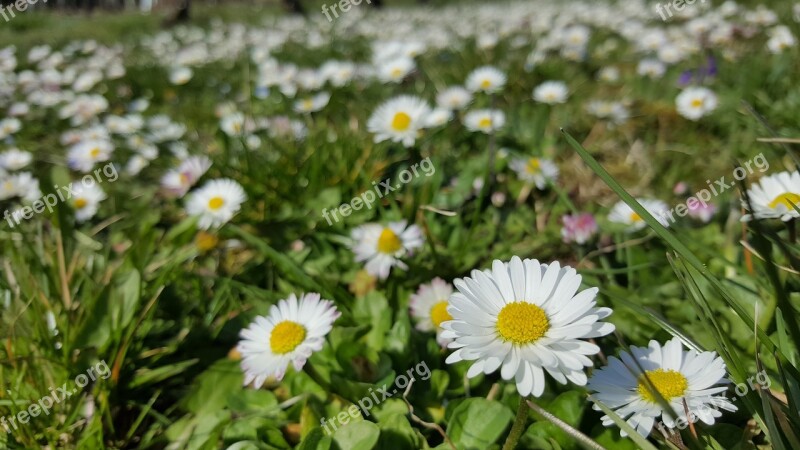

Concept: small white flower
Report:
left=185, top=179, right=247, bottom=229
left=293, top=92, right=331, bottom=114
left=742, top=170, right=800, bottom=222
left=377, top=56, right=416, bottom=83
left=409, top=278, right=454, bottom=347
left=70, top=181, right=107, bottom=223
left=533, top=81, right=569, bottom=104
left=637, top=59, right=666, bottom=79
left=67, top=140, right=114, bottom=172
left=350, top=221, right=424, bottom=280
left=676, top=87, right=718, bottom=121
left=608, top=199, right=671, bottom=232
left=367, top=95, right=431, bottom=147
left=238, top=293, right=340, bottom=387
left=465, top=66, right=506, bottom=94
left=436, top=86, right=473, bottom=111
left=0, top=148, right=32, bottom=171
left=442, top=257, right=615, bottom=397
left=161, top=156, right=212, bottom=198
left=463, top=109, right=505, bottom=134
left=169, top=66, right=193, bottom=85
left=510, top=157, right=559, bottom=190
left=589, top=337, right=736, bottom=437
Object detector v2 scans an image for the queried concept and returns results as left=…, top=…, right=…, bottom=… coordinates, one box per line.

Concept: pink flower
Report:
left=687, top=201, right=716, bottom=223
left=561, top=213, right=598, bottom=244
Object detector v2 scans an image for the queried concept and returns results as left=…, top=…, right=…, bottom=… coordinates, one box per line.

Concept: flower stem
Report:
left=502, top=397, right=529, bottom=450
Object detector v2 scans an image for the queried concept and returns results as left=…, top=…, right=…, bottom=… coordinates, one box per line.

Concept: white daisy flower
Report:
left=409, top=278, right=454, bottom=347
left=465, top=66, right=507, bottom=94
left=608, top=199, right=671, bottom=232
left=533, top=81, right=569, bottom=104
left=0, top=118, right=22, bottom=139
left=463, top=109, right=505, bottom=134
left=161, top=156, right=212, bottom=198
left=676, top=87, right=718, bottom=121
left=169, top=66, right=193, bottom=85
left=636, top=59, right=666, bottom=79
left=441, top=257, right=615, bottom=397
left=70, top=182, right=107, bottom=223
left=742, top=170, right=800, bottom=222
left=377, top=56, right=416, bottom=83
left=185, top=179, right=247, bottom=229
left=424, top=108, right=453, bottom=128
left=436, top=86, right=473, bottom=111
left=350, top=221, right=424, bottom=280
left=367, top=95, right=431, bottom=147
left=509, top=157, right=559, bottom=190
left=237, top=293, right=340, bottom=387
left=0, top=148, right=32, bottom=171
left=588, top=337, right=736, bottom=437
left=293, top=92, right=331, bottom=114
left=220, top=112, right=246, bottom=137
left=67, top=140, right=114, bottom=172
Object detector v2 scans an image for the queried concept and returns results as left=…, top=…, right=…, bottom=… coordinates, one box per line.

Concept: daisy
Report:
left=465, top=66, right=506, bottom=94
left=185, top=179, right=247, bottom=229
left=293, top=92, right=331, bottom=114
left=436, top=86, right=473, bottom=111
left=350, top=221, right=424, bottom=280
left=588, top=337, right=736, bottom=437
left=424, top=108, right=453, bottom=128
left=636, top=59, right=666, bottom=79
left=463, top=109, right=505, bottom=134
left=676, top=87, right=717, bottom=121
left=367, top=95, right=431, bottom=147
left=70, top=182, right=107, bottom=223
left=161, top=156, right=212, bottom=198
left=237, top=293, right=340, bottom=387
left=510, top=156, right=559, bottom=189
left=409, top=278, right=454, bottom=347
left=67, top=140, right=114, bottom=172
left=377, top=56, right=416, bottom=83
left=0, top=118, right=22, bottom=139
left=220, top=112, right=246, bottom=137
left=0, top=148, right=32, bottom=171
left=532, top=81, right=569, bottom=104
left=169, top=66, right=193, bottom=85
left=742, top=171, right=800, bottom=222
left=441, top=257, right=615, bottom=397
left=608, top=199, right=671, bottom=232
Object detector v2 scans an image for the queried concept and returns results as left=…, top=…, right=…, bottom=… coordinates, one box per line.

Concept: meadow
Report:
left=1, top=0, right=800, bottom=449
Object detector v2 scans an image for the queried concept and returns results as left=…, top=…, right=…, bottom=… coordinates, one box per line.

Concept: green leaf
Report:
left=297, top=427, right=333, bottom=450
left=447, top=397, right=514, bottom=450
left=332, top=421, right=380, bottom=450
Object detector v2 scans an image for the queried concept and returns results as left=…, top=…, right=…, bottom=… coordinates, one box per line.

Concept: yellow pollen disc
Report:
left=690, top=98, right=704, bottom=108
left=480, top=79, right=492, bottom=89
left=232, top=123, right=242, bottom=133
left=74, top=198, right=88, bottom=209
left=430, top=301, right=452, bottom=328
left=208, top=196, right=225, bottom=210
left=526, top=158, right=541, bottom=174
left=270, top=320, right=306, bottom=354
left=391, top=112, right=412, bottom=131
left=496, top=302, right=550, bottom=344
left=377, top=227, right=403, bottom=254
left=90, top=148, right=101, bottom=158
left=545, top=92, right=556, bottom=101
left=637, top=369, right=688, bottom=403
left=629, top=212, right=642, bottom=222
left=302, top=99, right=314, bottom=110
left=768, top=192, right=800, bottom=210
left=391, top=68, right=403, bottom=77
left=478, top=117, right=492, bottom=128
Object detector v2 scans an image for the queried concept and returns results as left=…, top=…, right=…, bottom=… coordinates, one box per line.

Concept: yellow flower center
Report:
left=690, top=98, right=704, bottom=108
left=637, top=369, right=689, bottom=403
left=768, top=192, right=800, bottom=210
left=391, top=68, right=403, bottom=78
left=391, top=112, right=412, bottom=131
left=480, top=79, right=492, bottom=89
left=526, top=158, right=541, bottom=174
left=629, top=212, right=642, bottom=222
left=270, top=320, right=306, bottom=354
left=496, top=302, right=550, bottom=344
left=74, top=198, right=88, bottom=209
left=377, top=227, right=403, bottom=254
left=430, top=301, right=452, bottom=328
left=195, top=231, right=218, bottom=251
left=302, top=99, right=314, bottom=110
left=208, top=196, right=225, bottom=210
left=90, top=147, right=101, bottom=158
left=478, top=117, right=492, bottom=128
